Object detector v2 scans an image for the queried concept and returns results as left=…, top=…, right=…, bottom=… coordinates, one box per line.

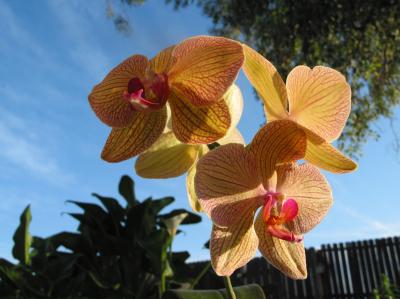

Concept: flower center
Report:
left=262, top=191, right=303, bottom=243
left=123, top=72, right=168, bottom=112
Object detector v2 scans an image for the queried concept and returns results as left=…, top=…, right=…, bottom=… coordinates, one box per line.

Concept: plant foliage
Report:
left=0, top=175, right=202, bottom=299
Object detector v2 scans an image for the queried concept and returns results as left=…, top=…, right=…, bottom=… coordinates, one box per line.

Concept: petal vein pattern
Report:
left=195, top=143, right=264, bottom=227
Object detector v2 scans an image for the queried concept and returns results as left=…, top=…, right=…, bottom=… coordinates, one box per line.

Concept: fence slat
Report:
left=333, top=243, right=344, bottom=297
left=362, top=240, right=376, bottom=296
left=191, top=236, right=400, bottom=299
left=339, top=243, right=351, bottom=298
left=388, top=237, right=400, bottom=284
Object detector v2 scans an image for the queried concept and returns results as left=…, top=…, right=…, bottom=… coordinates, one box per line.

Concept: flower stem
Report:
left=223, top=276, right=236, bottom=299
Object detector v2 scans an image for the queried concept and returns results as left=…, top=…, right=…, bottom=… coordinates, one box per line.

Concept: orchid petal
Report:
left=255, top=212, right=307, bottom=279
left=169, top=36, right=244, bottom=106
left=135, top=132, right=199, bottom=178
left=186, top=145, right=208, bottom=212
left=163, top=103, right=172, bottom=133
left=150, top=45, right=176, bottom=74
left=101, top=108, right=167, bottom=162
left=218, top=128, right=245, bottom=145
left=169, top=92, right=231, bottom=144
left=89, top=55, right=149, bottom=128
left=186, top=163, right=202, bottom=212
left=210, top=215, right=258, bottom=276
left=223, top=84, right=244, bottom=132
left=186, top=128, right=244, bottom=213
left=248, top=120, right=307, bottom=183
left=242, top=44, right=288, bottom=121
left=304, top=131, right=357, bottom=173
left=287, top=66, right=351, bottom=142
left=276, top=164, right=332, bottom=234
left=195, top=143, right=264, bottom=227
left=279, top=198, right=299, bottom=222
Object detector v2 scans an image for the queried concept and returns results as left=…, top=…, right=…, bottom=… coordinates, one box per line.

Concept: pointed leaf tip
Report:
left=12, top=205, right=32, bottom=266
left=119, top=175, right=136, bottom=206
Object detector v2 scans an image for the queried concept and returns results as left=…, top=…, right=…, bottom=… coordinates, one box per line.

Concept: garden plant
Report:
left=0, top=175, right=209, bottom=298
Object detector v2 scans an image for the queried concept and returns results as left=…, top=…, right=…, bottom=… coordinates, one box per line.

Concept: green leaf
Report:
left=162, top=284, right=266, bottom=299
left=67, top=212, right=85, bottom=223
left=92, top=193, right=125, bottom=221
left=119, top=175, right=136, bottom=207
left=139, top=230, right=170, bottom=276
left=203, top=240, right=210, bottom=249
left=171, top=251, right=190, bottom=265
left=66, top=200, right=110, bottom=232
left=92, top=193, right=125, bottom=234
left=66, top=200, right=108, bottom=219
left=12, top=205, right=32, bottom=266
left=48, top=232, right=92, bottom=254
left=162, top=289, right=225, bottom=299
left=0, top=258, right=23, bottom=288
left=159, top=209, right=202, bottom=225
left=152, top=197, right=175, bottom=214
left=43, top=253, right=80, bottom=283
left=126, top=197, right=174, bottom=238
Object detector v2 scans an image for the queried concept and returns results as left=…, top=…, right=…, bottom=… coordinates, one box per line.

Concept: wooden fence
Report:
left=189, top=236, right=400, bottom=299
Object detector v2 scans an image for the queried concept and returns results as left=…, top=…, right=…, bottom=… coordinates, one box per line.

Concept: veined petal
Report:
left=186, top=163, right=202, bottom=212
left=223, top=84, right=243, bottom=132
left=276, top=164, right=332, bottom=234
left=248, top=120, right=307, bottom=184
left=304, top=131, right=357, bottom=173
left=210, top=214, right=258, bottom=276
left=242, top=44, right=288, bottom=121
left=135, top=132, right=199, bottom=178
left=169, top=36, right=244, bottom=106
left=287, top=66, right=351, bottom=142
left=169, top=92, right=231, bottom=144
left=218, top=128, right=245, bottom=145
left=101, top=108, right=167, bottom=162
left=150, top=45, right=176, bottom=74
left=255, top=212, right=307, bottom=279
left=89, top=55, right=149, bottom=128
left=195, top=143, right=264, bottom=227
left=163, top=103, right=173, bottom=133
left=186, top=145, right=208, bottom=212
left=186, top=128, right=244, bottom=213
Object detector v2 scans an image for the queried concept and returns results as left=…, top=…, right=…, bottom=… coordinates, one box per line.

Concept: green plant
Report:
left=372, top=274, right=400, bottom=299
left=0, top=175, right=202, bottom=299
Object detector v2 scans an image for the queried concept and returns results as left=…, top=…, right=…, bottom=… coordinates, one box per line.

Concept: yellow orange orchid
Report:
left=135, top=84, right=244, bottom=212
left=242, top=44, right=357, bottom=173
left=194, top=121, right=333, bottom=279
left=88, top=36, right=244, bottom=162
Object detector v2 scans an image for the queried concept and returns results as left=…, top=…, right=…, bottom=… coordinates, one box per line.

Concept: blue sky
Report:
left=0, top=0, right=399, bottom=262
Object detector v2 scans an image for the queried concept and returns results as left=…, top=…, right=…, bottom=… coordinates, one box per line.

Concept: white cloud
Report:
left=336, top=203, right=400, bottom=236
left=0, top=108, right=74, bottom=185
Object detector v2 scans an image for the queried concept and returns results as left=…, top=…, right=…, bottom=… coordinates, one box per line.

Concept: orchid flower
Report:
left=88, top=36, right=244, bottom=162
left=135, top=85, right=244, bottom=212
left=194, top=121, right=333, bottom=279
left=242, top=44, right=357, bottom=173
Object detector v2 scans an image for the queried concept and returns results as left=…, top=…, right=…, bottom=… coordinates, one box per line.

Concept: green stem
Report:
left=160, top=273, right=166, bottom=298
left=223, top=276, right=236, bottom=299
left=190, top=261, right=211, bottom=289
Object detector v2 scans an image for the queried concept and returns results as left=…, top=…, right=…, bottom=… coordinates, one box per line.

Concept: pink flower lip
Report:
left=123, top=75, right=169, bottom=112
left=263, top=192, right=303, bottom=243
